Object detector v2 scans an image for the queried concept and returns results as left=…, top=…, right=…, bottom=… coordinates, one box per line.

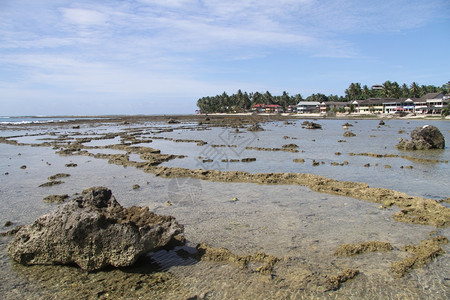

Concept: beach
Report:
left=0, top=114, right=449, bottom=299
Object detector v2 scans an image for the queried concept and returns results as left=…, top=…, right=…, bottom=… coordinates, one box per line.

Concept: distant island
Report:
left=197, top=81, right=450, bottom=117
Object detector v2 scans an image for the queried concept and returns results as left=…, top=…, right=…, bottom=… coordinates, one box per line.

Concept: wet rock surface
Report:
left=8, top=187, right=184, bottom=271
left=343, top=131, right=356, bottom=137
left=334, top=241, right=393, bottom=256
left=391, top=236, right=448, bottom=277
left=247, top=123, right=264, bottom=131
left=396, top=125, right=445, bottom=150
left=302, top=121, right=322, bottom=129
left=43, top=194, right=69, bottom=204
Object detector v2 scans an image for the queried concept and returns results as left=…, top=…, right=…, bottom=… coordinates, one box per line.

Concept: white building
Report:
left=297, top=101, right=320, bottom=113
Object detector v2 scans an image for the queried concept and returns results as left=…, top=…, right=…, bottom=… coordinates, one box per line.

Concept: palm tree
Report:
left=382, top=80, right=392, bottom=97
left=251, top=92, right=263, bottom=105
left=410, top=82, right=421, bottom=98
left=345, top=83, right=362, bottom=100
left=401, top=83, right=410, bottom=98
left=361, top=85, right=371, bottom=99
left=391, top=82, right=401, bottom=98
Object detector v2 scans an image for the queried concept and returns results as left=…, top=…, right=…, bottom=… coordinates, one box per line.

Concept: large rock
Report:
left=396, top=125, right=445, bottom=150
left=8, top=187, right=184, bottom=271
left=247, top=123, right=264, bottom=131
left=302, top=121, right=322, bottom=129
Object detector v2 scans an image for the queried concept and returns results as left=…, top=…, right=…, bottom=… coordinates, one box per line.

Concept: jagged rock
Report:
left=43, top=194, right=69, bottom=204
left=8, top=187, right=184, bottom=271
left=282, top=144, right=299, bottom=149
left=396, top=125, right=445, bottom=150
left=247, top=123, right=264, bottom=131
left=241, top=157, right=256, bottom=162
left=343, top=131, right=356, bottom=137
left=303, top=121, right=322, bottom=129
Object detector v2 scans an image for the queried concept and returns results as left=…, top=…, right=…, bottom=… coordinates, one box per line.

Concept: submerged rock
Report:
left=343, top=131, right=356, bottom=137
left=303, top=121, right=322, bottom=129
left=282, top=143, right=299, bottom=149
left=247, top=123, right=264, bottom=131
left=334, top=241, right=393, bottom=256
left=396, top=125, right=445, bottom=150
left=8, top=187, right=184, bottom=271
left=43, top=194, right=69, bottom=204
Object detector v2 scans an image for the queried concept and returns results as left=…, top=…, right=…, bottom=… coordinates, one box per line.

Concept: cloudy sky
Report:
left=1, top=0, right=449, bottom=115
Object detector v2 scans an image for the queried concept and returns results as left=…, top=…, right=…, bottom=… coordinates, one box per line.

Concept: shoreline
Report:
left=2, top=112, right=449, bottom=123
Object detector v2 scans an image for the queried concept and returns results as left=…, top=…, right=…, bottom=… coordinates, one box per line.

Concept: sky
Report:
left=1, top=0, right=449, bottom=116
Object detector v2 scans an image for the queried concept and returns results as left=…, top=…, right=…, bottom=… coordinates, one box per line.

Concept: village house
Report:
left=422, top=92, right=446, bottom=114
left=382, top=98, right=406, bottom=114
left=352, top=98, right=389, bottom=114
left=319, top=101, right=349, bottom=113
left=297, top=101, right=320, bottom=113
left=265, top=104, right=283, bottom=113
left=251, top=104, right=283, bottom=113
left=352, top=93, right=448, bottom=115
left=251, top=103, right=266, bottom=113
left=286, top=105, right=298, bottom=113
left=413, top=98, right=427, bottom=114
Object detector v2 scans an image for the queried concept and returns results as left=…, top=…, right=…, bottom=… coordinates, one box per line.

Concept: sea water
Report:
left=0, top=118, right=449, bottom=299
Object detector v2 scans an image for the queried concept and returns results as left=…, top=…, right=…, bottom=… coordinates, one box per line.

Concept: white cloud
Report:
left=60, top=8, right=108, bottom=26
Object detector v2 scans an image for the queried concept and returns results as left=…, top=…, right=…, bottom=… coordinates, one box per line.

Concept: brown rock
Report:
left=396, top=125, right=445, bottom=150
left=8, top=187, right=184, bottom=271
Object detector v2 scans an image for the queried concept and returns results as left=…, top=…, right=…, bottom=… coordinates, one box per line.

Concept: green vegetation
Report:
left=197, top=89, right=302, bottom=114
left=344, top=81, right=447, bottom=100
left=197, top=81, right=449, bottom=113
left=442, top=103, right=450, bottom=117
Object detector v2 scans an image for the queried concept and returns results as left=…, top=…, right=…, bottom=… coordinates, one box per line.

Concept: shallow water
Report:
left=0, top=118, right=449, bottom=299
left=152, top=119, right=450, bottom=199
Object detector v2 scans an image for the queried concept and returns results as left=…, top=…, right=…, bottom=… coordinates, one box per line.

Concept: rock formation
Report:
left=343, top=131, right=356, bottom=137
left=8, top=187, right=184, bottom=271
left=302, top=121, right=322, bottom=129
left=396, top=125, right=445, bottom=150
left=247, top=123, right=264, bottom=131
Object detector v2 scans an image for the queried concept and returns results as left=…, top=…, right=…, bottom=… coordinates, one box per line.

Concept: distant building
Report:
left=319, top=102, right=348, bottom=113
left=286, top=105, right=298, bottom=113
left=297, top=101, right=320, bottom=113
left=352, top=98, right=389, bottom=114
left=351, top=93, right=447, bottom=115
left=251, top=104, right=283, bottom=113
left=422, top=92, right=446, bottom=114
left=265, top=104, right=283, bottom=113
left=251, top=104, right=266, bottom=113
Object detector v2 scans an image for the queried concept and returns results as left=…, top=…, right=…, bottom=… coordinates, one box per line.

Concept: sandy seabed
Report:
left=0, top=114, right=449, bottom=299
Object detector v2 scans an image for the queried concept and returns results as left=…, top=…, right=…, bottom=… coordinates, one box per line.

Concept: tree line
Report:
left=344, top=81, right=448, bottom=101
left=197, top=90, right=302, bottom=114
left=197, top=81, right=449, bottom=113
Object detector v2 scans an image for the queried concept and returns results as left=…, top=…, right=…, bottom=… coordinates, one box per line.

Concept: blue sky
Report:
left=1, top=0, right=449, bottom=116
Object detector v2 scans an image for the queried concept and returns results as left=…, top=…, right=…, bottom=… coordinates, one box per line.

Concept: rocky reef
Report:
left=396, top=125, right=445, bottom=150
left=8, top=187, right=184, bottom=271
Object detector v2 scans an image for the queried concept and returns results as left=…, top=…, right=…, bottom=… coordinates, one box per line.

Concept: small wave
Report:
left=0, top=119, right=70, bottom=125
